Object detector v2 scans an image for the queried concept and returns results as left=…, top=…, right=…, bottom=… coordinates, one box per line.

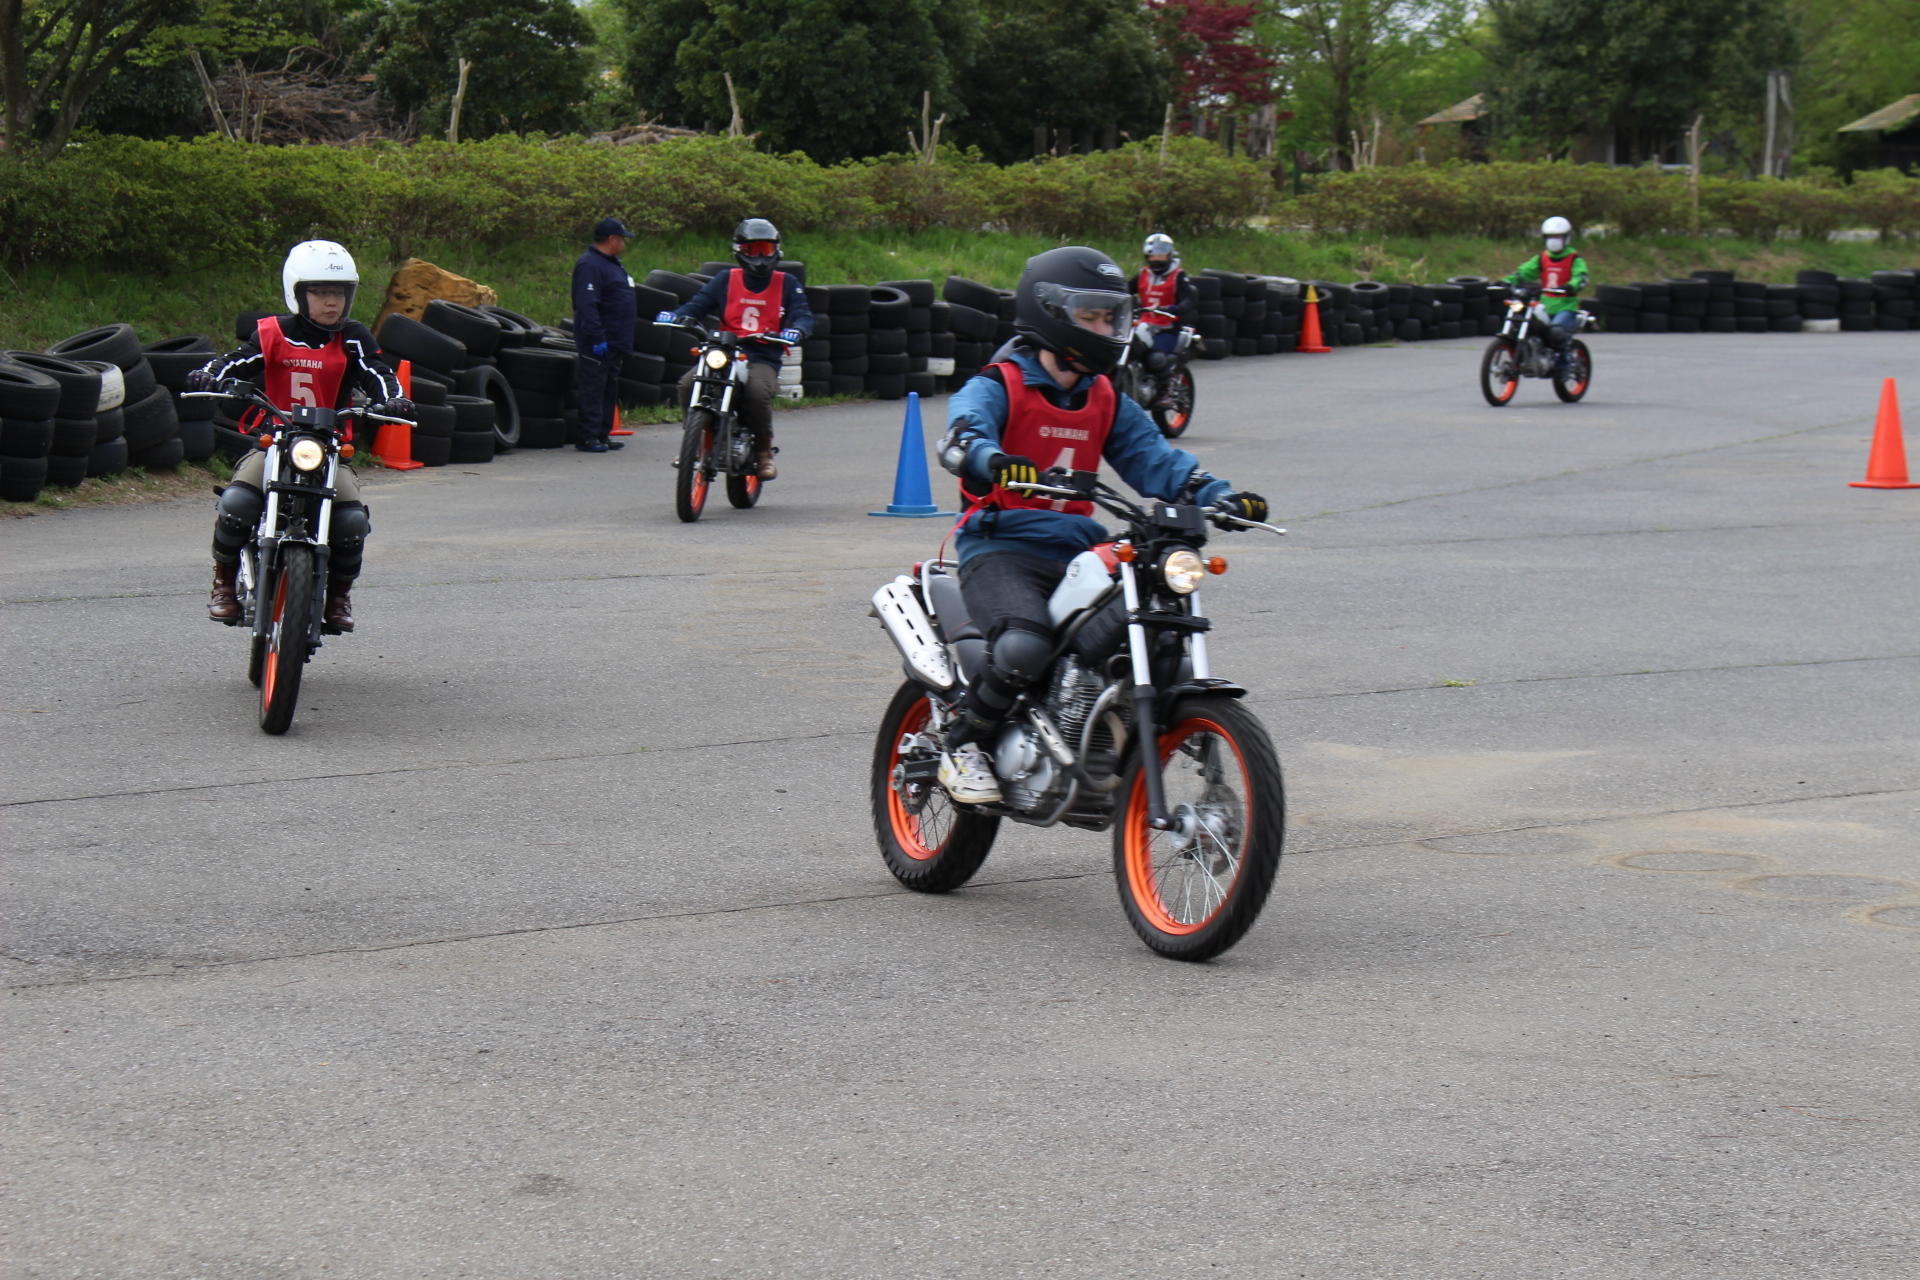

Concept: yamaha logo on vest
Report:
left=1038, top=424, right=1091, bottom=441
left=281, top=357, right=325, bottom=370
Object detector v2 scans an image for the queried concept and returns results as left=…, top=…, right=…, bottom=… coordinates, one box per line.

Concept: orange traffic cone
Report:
left=1849, top=378, right=1918, bottom=489
left=372, top=359, right=424, bottom=470
left=1296, top=284, right=1331, bottom=354
left=610, top=403, right=633, bottom=437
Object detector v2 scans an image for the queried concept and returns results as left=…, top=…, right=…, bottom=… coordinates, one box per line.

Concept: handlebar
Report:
left=1002, top=469, right=1284, bottom=536
left=657, top=318, right=798, bottom=350
left=182, top=383, right=413, bottom=427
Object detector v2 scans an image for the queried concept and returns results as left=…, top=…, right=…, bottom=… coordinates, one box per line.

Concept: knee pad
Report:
left=212, top=484, right=262, bottom=558
left=987, top=621, right=1054, bottom=688
left=329, top=503, right=370, bottom=578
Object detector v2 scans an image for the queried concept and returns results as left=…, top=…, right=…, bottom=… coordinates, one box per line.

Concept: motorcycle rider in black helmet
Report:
left=932, top=245, right=1268, bottom=804
left=662, top=217, right=812, bottom=479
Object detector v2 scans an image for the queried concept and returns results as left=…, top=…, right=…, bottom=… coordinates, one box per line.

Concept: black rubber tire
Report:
left=140, top=336, right=216, bottom=389
left=1479, top=339, right=1520, bottom=406
left=448, top=429, right=497, bottom=463
left=235, top=310, right=274, bottom=343
left=877, top=279, right=936, bottom=307
left=445, top=394, right=497, bottom=435
left=45, top=452, right=89, bottom=487
left=872, top=681, right=999, bottom=892
left=518, top=416, right=566, bottom=449
left=377, top=313, right=467, bottom=374
left=675, top=411, right=716, bottom=523
left=1153, top=366, right=1196, bottom=438
left=497, top=346, right=574, bottom=394
left=259, top=545, right=314, bottom=735
left=422, top=300, right=503, bottom=357
left=644, top=270, right=705, bottom=302
left=451, top=364, right=520, bottom=448
left=941, top=276, right=1003, bottom=314
left=1112, top=694, right=1285, bottom=962
left=0, top=453, right=49, bottom=502
left=2, top=352, right=101, bottom=418
left=131, top=435, right=185, bottom=470
left=46, top=323, right=142, bottom=369
left=121, top=386, right=180, bottom=452
left=49, top=416, right=98, bottom=458
left=867, top=286, right=912, bottom=325
left=211, top=425, right=251, bottom=464
left=410, top=432, right=453, bottom=467
left=91, top=405, right=124, bottom=444
left=1553, top=340, right=1593, bottom=402
left=0, top=362, right=63, bottom=420
left=87, top=436, right=129, bottom=477
left=0, top=417, right=54, bottom=456
left=725, top=466, right=762, bottom=509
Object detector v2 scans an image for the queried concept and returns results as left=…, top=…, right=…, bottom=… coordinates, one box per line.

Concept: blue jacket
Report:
left=572, top=247, right=637, bottom=354
left=940, top=345, right=1232, bottom=565
left=671, top=268, right=814, bottom=369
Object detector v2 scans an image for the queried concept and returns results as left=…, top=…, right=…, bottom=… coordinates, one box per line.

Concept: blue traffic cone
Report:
left=869, top=392, right=955, bottom=518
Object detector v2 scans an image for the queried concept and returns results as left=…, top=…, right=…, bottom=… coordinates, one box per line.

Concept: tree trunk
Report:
left=447, top=57, right=472, bottom=144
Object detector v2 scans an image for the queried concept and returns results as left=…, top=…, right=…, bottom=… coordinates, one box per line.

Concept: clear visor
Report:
left=1034, top=282, right=1132, bottom=338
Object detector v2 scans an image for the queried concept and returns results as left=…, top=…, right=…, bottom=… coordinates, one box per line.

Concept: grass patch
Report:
left=1, top=462, right=227, bottom=518
left=8, top=229, right=1918, bottom=353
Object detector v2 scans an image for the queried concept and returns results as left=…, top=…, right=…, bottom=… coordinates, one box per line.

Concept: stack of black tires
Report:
left=1870, top=270, right=1918, bottom=329
left=941, top=276, right=1007, bottom=386
left=49, top=325, right=184, bottom=471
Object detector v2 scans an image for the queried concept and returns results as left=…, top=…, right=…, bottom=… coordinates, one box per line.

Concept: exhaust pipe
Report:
left=871, top=576, right=955, bottom=690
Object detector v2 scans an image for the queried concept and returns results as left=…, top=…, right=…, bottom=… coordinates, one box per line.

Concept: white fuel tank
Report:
left=1047, top=548, right=1113, bottom=627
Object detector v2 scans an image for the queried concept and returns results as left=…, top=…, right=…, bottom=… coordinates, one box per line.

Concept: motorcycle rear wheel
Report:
left=1479, top=339, right=1520, bottom=406
left=675, top=411, right=715, bottom=523
left=1553, top=340, right=1592, bottom=402
left=725, top=428, right=762, bottom=509
left=1154, top=366, right=1196, bottom=438
left=1113, top=695, right=1284, bottom=961
left=872, top=681, right=999, bottom=892
left=258, top=544, right=314, bottom=735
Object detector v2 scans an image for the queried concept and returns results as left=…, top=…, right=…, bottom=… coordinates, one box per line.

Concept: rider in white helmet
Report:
left=1129, top=232, right=1197, bottom=373
left=1502, top=216, right=1589, bottom=372
left=188, top=240, right=411, bottom=632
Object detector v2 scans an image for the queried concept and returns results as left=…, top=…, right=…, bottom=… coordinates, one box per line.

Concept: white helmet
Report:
left=1540, top=215, right=1572, bottom=254
left=282, top=240, right=359, bottom=330
left=1143, top=232, right=1177, bottom=274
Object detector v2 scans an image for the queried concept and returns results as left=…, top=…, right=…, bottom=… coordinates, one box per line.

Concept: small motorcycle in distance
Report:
left=659, top=320, right=797, bottom=523
left=868, top=469, right=1287, bottom=961
left=183, top=384, right=410, bottom=734
left=1480, top=286, right=1593, bottom=406
left=1112, top=306, right=1198, bottom=438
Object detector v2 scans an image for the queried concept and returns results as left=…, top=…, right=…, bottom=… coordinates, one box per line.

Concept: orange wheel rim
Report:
left=691, top=428, right=712, bottom=506
left=261, top=572, right=287, bottom=707
left=744, top=474, right=759, bottom=498
left=886, top=696, right=951, bottom=861
left=1123, top=717, right=1252, bottom=935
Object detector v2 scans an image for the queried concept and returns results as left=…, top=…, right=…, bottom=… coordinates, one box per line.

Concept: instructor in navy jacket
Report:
left=571, top=217, right=638, bottom=452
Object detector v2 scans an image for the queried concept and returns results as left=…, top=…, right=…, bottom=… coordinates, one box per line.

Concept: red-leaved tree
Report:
left=1147, top=1, right=1277, bottom=153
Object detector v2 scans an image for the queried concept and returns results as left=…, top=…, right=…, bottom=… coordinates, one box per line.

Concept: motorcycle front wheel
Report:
left=258, top=544, right=314, bottom=735
left=1113, top=695, right=1284, bottom=961
left=1154, top=366, right=1196, bottom=438
left=674, top=411, right=715, bottom=523
left=871, top=681, right=999, bottom=892
left=1554, top=340, right=1592, bottom=402
left=1479, top=339, right=1520, bottom=406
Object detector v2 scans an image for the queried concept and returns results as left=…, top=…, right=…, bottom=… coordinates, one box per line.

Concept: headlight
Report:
left=704, top=348, right=730, bottom=370
left=1161, top=548, right=1205, bottom=595
left=289, top=438, right=326, bottom=472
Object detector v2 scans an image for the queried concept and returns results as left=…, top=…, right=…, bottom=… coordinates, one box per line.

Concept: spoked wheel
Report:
left=1113, top=695, right=1285, bottom=961
left=674, top=411, right=715, bottom=523
left=1554, top=339, right=1592, bottom=402
left=1479, top=339, right=1520, bottom=406
left=725, top=430, right=762, bottom=509
left=871, top=681, right=999, bottom=892
left=258, top=544, right=314, bottom=735
left=242, top=552, right=265, bottom=687
left=1153, top=366, right=1196, bottom=438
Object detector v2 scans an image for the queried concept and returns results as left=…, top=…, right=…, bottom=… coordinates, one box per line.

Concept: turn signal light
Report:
left=1114, top=542, right=1137, bottom=563
left=1207, top=556, right=1228, bottom=575
left=340, top=444, right=355, bottom=460
left=256, top=433, right=274, bottom=447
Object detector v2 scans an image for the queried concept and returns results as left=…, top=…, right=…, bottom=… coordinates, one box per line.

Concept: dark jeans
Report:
left=574, top=353, right=621, bottom=442
left=959, top=551, right=1064, bottom=642
left=676, top=361, right=779, bottom=448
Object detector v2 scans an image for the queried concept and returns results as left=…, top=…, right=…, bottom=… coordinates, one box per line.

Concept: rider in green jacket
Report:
left=1503, top=215, right=1589, bottom=372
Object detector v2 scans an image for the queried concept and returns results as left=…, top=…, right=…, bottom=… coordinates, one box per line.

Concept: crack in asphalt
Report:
left=9, top=780, right=1914, bottom=993
left=4, top=650, right=1915, bottom=810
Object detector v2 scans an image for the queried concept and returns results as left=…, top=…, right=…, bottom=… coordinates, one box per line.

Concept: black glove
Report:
left=1220, top=491, right=1268, bottom=524
left=185, top=366, right=218, bottom=392
left=989, top=453, right=1041, bottom=492
left=372, top=396, right=415, bottom=421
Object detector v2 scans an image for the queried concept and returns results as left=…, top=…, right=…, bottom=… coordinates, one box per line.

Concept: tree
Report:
left=1482, top=0, right=1797, bottom=166
left=620, top=0, right=979, bottom=163
left=1149, top=0, right=1276, bottom=150
left=365, top=0, right=594, bottom=139
left=953, top=0, right=1170, bottom=163
left=1791, top=0, right=1920, bottom=171
left=1, top=0, right=197, bottom=156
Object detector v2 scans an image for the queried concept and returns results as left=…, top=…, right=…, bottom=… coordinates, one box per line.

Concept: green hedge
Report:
left=0, top=134, right=1272, bottom=271
left=1287, top=161, right=1920, bottom=241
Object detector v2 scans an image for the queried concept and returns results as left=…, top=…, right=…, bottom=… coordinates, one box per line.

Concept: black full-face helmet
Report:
left=1014, top=246, right=1134, bottom=376
left=732, top=218, right=781, bottom=278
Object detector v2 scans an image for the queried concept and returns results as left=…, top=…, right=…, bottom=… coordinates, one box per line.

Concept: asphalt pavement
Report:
left=4, top=331, right=1917, bottom=1278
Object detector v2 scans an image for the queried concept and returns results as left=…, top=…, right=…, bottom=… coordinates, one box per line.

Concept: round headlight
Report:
left=1162, top=548, right=1205, bottom=595
left=704, top=348, right=730, bottom=370
left=289, top=438, right=326, bottom=472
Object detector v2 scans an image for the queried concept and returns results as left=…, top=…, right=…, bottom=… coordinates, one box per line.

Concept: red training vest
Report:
left=723, top=269, right=786, bottom=335
left=1539, top=251, right=1578, bottom=294
left=970, top=362, right=1116, bottom=517
left=1137, top=267, right=1181, bottom=326
left=246, top=315, right=353, bottom=438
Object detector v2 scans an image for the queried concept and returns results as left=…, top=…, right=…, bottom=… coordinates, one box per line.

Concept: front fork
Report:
left=1121, top=565, right=1211, bottom=830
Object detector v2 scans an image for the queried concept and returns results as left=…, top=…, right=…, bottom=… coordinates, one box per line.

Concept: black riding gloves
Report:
left=989, top=453, right=1041, bottom=492
left=185, top=366, right=217, bottom=392
left=1220, top=491, right=1268, bottom=524
left=371, top=396, right=416, bottom=421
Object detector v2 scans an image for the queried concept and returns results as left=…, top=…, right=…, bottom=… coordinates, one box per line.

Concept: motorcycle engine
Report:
left=994, top=659, right=1104, bottom=812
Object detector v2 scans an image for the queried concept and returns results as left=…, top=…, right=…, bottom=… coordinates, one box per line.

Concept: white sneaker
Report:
left=938, top=743, right=1003, bottom=805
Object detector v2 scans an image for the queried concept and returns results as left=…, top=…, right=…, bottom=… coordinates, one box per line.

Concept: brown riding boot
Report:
left=754, top=440, right=778, bottom=480
left=207, top=561, right=240, bottom=623
left=322, top=577, right=355, bottom=633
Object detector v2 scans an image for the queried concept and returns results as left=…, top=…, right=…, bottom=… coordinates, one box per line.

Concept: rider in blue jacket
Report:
left=933, top=246, right=1267, bottom=804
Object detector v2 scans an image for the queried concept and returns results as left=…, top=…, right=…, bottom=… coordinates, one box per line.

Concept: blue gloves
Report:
left=655, top=310, right=678, bottom=325
left=778, top=328, right=803, bottom=343
left=591, top=341, right=608, bottom=359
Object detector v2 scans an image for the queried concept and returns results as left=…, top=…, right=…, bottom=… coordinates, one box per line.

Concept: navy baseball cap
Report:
left=594, top=217, right=635, bottom=239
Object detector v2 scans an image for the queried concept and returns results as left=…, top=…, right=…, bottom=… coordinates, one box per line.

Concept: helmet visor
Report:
left=1034, top=282, right=1132, bottom=340
left=736, top=240, right=778, bottom=259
